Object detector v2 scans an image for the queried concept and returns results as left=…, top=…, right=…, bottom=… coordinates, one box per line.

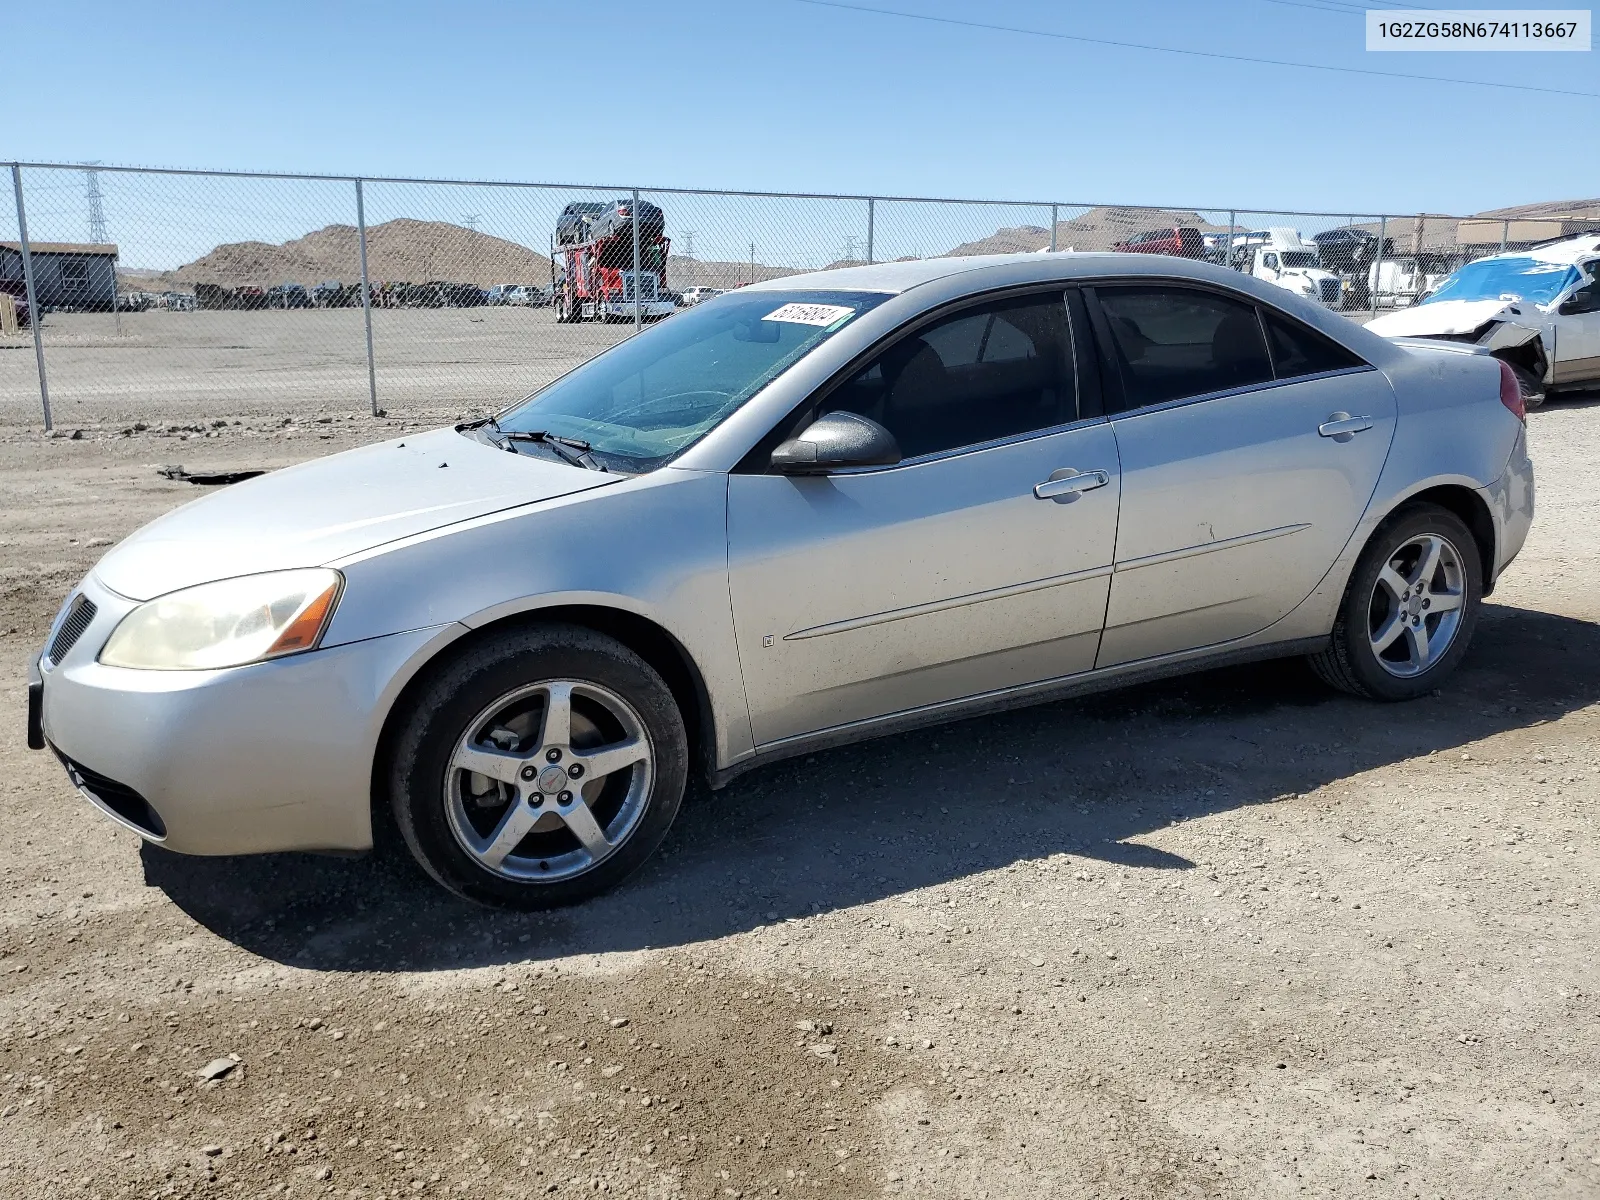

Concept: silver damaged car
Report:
left=28, top=254, right=1535, bottom=908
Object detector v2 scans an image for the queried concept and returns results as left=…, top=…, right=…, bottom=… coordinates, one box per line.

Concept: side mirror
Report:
left=770, top=412, right=901, bottom=475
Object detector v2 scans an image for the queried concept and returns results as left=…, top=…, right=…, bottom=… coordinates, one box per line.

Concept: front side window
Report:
left=819, top=292, right=1077, bottom=460
left=1094, top=286, right=1273, bottom=409
left=498, top=289, right=890, bottom=471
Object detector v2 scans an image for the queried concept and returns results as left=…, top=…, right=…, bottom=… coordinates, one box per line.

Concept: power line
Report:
left=83, top=162, right=108, bottom=244
left=787, top=0, right=1600, bottom=100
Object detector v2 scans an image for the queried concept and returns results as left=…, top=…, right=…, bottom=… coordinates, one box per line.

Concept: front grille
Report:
left=47, top=595, right=97, bottom=664
left=54, top=750, right=166, bottom=839
left=1319, top=280, right=1341, bottom=304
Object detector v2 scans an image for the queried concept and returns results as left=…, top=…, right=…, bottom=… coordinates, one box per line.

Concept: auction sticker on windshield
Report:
left=762, top=303, right=857, bottom=327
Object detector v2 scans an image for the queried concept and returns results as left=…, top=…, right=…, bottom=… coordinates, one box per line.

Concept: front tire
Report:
left=1506, top=361, right=1546, bottom=410
left=1309, top=503, right=1482, bottom=701
left=389, top=625, right=688, bottom=909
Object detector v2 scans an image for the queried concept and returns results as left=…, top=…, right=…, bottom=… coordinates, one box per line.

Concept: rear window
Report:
left=1263, top=311, right=1365, bottom=379
left=1095, top=286, right=1273, bottom=408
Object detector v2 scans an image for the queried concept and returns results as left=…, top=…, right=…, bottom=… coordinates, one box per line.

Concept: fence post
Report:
left=866, top=198, right=875, bottom=265
left=1049, top=204, right=1058, bottom=252
left=1500, top=218, right=1509, bottom=251
left=109, top=252, right=121, bottom=336
left=1371, top=216, right=1387, bottom=318
left=631, top=186, right=642, bottom=333
left=1226, top=210, right=1236, bottom=270
left=10, top=164, right=52, bottom=432
left=355, top=179, right=379, bottom=417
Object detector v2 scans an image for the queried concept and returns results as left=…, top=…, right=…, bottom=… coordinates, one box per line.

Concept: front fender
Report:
left=326, top=467, right=755, bottom=770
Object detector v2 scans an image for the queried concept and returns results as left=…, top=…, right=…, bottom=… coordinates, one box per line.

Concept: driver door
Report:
left=726, top=289, right=1121, bottom=749
left=1554, top=268, right=1600, bottom=384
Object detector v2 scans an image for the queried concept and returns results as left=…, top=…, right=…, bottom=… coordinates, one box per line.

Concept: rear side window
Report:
left=821, top=292, right=1077, bottom=459
left=1263, top=311, right=1366, bottom=379
left=1093, top=286, right=1273, bottom=408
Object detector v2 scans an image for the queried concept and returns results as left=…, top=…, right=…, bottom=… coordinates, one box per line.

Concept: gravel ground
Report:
left=1, top=381, right=1599, bottom=1199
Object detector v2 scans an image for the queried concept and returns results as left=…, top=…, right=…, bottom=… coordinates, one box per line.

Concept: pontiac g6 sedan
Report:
left=29, top=253, right=1534, bottom=908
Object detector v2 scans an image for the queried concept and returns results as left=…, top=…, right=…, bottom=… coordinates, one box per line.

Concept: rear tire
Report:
left=1309, top=503, right=1482, bottom=701
left=388, top=625, right=688, bottom=909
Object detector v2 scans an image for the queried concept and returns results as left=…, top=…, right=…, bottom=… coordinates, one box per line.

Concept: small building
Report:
left=0, top=241, right=120, bottom=312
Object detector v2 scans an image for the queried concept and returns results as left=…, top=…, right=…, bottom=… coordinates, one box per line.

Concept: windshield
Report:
left=498, top=289, right=891, bottom=471
left=1423, top=256, right=1582, bottom=307
left=1280, top=251, right=1318, bottom=268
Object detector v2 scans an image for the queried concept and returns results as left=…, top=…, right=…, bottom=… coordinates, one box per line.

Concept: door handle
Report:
left=1318, top=412, right=1373, bottom=440
left=1034, top=468, right=1110, bottom=501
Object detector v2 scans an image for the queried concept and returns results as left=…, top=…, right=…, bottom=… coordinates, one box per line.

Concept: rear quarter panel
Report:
left=1272, top=343, right=1524, bottom=639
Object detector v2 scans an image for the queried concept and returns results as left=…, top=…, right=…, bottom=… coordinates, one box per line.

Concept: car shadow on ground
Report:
left=144, top=602, right=1599, bottom=973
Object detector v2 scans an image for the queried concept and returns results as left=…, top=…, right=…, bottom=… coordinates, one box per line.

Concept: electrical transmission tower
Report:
left=681, top=230, right=697, bottom=260
left=84, top=162, right=108, bottom=244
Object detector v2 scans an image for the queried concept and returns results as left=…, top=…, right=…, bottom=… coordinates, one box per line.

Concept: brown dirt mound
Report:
left=164, top=220, right=553, bottom=288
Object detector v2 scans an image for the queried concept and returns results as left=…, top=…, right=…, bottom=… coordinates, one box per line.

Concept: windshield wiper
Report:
left=502, top=429, right=607, bottom=472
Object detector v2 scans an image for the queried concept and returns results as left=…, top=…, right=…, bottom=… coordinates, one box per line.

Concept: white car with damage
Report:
left=1365, top=235, right=1600, bottom=408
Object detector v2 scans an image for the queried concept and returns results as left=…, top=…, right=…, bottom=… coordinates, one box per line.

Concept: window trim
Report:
left=732, top=283, right=1099, bottom=475
left=1082, top=279, right=1374, bottom=419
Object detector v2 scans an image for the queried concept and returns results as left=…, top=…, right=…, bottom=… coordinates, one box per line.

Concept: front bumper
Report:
left=35, top=573, right=450, bottom=856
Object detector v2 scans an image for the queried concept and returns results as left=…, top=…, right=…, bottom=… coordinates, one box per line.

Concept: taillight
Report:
left=1497, top=359, right=1526, bottom=423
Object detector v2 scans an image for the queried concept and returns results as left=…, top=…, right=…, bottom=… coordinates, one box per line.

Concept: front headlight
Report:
left=100, top=569, right=343, bottom=671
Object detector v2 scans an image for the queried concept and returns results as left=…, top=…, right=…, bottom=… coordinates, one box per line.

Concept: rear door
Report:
left=1086, top=283, right=1396, bottom=667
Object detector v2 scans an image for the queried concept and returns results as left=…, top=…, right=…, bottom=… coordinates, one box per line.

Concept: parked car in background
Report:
left=588, top=198, right=667, bottom=246
left=30, top=253, right=1533, bottom=909
left=682, top=286, right=725, bottom=306
left=502, top=285, right=552, bottom=307
left=267, top=283, right=311, bottom=310
left=1366, top=234, right=1600, bottom=407
left=485, top=285, right=517, bottom=305
left=1111, top=227, right=1206, bottom=258
left=555, top=202, right=606, bottom=248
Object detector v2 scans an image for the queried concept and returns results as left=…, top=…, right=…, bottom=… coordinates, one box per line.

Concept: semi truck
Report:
left=552, top=198, right=677, bottom=323
left=1228, top=228, right=1343, bottom=308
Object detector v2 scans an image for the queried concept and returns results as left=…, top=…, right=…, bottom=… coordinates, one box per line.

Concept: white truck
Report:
left=1230, top=228, right=1343, bottom=307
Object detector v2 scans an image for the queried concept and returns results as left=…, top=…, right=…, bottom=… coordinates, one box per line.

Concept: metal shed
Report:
left=0, top=241, right=119, bottom=312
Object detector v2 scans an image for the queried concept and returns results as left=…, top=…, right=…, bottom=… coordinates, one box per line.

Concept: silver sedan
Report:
left=29, top=253, right=1535, bottom=908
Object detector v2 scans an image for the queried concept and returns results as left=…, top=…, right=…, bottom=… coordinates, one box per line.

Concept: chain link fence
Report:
left=4, top=161, right=1595, bottom=431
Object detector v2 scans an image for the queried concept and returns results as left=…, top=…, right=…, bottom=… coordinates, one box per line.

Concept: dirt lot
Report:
left=2, top=360, right=1599, bottom=1197
left=0, top=310, right=632, bottom=429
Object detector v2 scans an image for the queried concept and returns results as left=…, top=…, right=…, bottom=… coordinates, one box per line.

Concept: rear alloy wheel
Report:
left=389, top=625, right=688, bottom=908
left=1309, top=503, right=1483, bottom=700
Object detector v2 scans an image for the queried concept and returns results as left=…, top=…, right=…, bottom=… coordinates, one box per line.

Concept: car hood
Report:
left=94, top=427, right=617, bottom=601
left=1365, top=298, right=1521, bottom=338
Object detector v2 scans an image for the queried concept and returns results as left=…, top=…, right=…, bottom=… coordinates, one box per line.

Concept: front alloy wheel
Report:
left=390, top=625, right=688, bottom=908
left=445, top=679, right=653, bottom=883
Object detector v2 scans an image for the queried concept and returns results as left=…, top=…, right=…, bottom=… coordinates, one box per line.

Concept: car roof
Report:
left=1476, top=234, right=1600, bottom=266
left=739, top=250, right=1403, bottom=366
left=741, top=251, right=1230, bottom=296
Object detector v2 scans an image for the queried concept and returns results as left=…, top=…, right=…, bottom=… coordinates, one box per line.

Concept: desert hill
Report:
left=157, top=220, right=554, bottom=288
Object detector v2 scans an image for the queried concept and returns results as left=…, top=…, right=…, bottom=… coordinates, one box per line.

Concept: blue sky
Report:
left=3, top=0, right=1595, bottom=236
